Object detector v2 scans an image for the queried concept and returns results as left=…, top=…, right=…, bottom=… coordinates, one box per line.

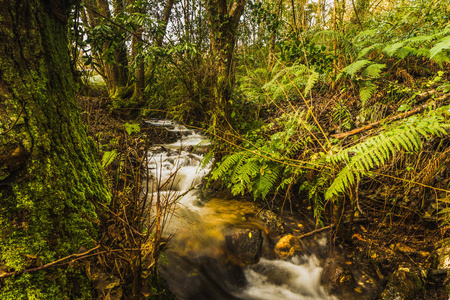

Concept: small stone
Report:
left=273, top=234, right=303, bottom=260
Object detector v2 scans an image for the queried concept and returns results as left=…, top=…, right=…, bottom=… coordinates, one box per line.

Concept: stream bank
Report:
left=78, top=95, right=450, bottom=299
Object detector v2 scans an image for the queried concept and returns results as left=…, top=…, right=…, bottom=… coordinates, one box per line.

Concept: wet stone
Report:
left=258, top=209, right=286, bottom=238
left=225, top=229, right=264, bottom=265
left=273, top=234, right=303, bottom=260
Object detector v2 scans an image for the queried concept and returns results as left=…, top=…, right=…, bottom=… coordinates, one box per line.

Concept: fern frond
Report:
left=304, top=70, right=319, bottom=96
left=252, top=164, right=281, bottom=199
left=357, top=44, right=383, bottom=59
left=430, top=35, right=450, bottom=59
left=234, top=159, right=259, bottom=185
left=337, top=60, right=372, bottom=80
left=325, top=107, right=450, bottom=200
left=383, top=41, right=406, bottom=56
left=211, top=152, right=250, bottom=180
left=362, top=63, right=386, bottom=79
left=359, top=81, right=377, bottom=106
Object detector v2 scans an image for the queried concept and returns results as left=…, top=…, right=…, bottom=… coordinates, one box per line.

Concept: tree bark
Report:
left=0, top=0, right=109, bottom=297
left=206, top=0, right=247, bottom=130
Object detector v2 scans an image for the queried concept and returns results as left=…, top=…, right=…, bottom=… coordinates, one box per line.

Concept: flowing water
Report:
left=145, top=120, right=376, bottom=300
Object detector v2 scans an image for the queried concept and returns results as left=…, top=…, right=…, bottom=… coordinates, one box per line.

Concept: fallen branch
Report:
left=0, top=245, right=101, bottom=279
left=297, top=224, right=334, bottom=239
left=332, top=101, right=433, bottom=140
left=332, top=91, right=450, bottom=140
left=297, top=218, right=369, bottom=239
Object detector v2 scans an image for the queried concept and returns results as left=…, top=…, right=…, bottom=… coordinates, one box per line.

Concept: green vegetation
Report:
left=1, top=0, right=450, bottom=298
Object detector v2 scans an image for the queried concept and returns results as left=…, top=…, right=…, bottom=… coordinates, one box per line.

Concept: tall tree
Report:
left=0, top=0, right=109, bottom=297
left=206, top=0, right=247, bottom=129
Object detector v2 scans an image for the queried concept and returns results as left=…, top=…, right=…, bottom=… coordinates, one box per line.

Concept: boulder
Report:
left=380, top=268, right=424, bottom=300
left=225, top=229, right=264, bottom=265
left=273, top=234, right=303, bottom=260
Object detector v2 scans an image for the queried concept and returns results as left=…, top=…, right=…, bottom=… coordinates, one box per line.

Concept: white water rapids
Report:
left=144, top=120, right=345, bottom=300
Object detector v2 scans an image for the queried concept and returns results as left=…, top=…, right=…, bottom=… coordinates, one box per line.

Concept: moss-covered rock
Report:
left=381, top=268, right=424, bottom=300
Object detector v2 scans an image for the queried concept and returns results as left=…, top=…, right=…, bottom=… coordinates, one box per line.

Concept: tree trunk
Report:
left=144, top=0, right=175, bottom=88
left=131, top=1, right=146, bottom=103
left=0, top=0, right=109, bottom=297
left=206, top=0, right=246, bottom=130
left=84, top=0, right=130, bottom=99
left=268, top=0, right=283, bottom=71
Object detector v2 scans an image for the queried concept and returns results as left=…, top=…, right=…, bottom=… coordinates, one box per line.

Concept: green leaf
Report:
left=102, top=150, right=118, bottom=168
left=304, top=70, right=319, bottom=96
left=124, top=122, right=140, bottom=135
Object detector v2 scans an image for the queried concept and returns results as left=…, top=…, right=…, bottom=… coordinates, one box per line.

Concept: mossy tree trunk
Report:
left=0, top=0, right=109, bottom=298
left=206, top=0, right=246, bottom=130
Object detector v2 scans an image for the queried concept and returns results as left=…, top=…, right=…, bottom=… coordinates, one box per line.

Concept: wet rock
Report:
left=380, top=268, right=424, bottom=300
left=273, top=234, right=303, bottom=260
left=225, top=229, right=263, bottom=265
left=258, top=210, right=286, bottom=238
left=321, top=259, right=355, bottom=290
left=331, top=265, right=354, bottom=287
left=160, top=253, right=245, bottom=300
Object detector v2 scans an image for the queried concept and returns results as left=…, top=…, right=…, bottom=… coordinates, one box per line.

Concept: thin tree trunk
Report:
left=84, top=0, right=129, bottom=98
left=268, top=0, right=283, bottom=71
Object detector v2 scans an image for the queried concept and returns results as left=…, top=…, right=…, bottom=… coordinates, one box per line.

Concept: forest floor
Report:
left=77, top=94, right=449, bottom=299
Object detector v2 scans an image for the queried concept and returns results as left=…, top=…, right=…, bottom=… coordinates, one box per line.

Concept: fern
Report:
left=361, top=63, right=386, bottom=79
left=357, top=43, right=384, bottom=59
left=211, top=151, right=283, bottom=200
left=263, top=63, right=319, bottom=102
left=430, top=35, right=450, bottom=59
left=359, top=81, right=378, bottom=106
left=211, top=152, right=250, bottom=181
left=325, top=106, right=450, bottom=200
left=337, top=59, right=372, bottom=79
left=304, top=70, right=319, bottom=96
left=383, top=41, right=406, bottom=57
left=252, top=163, right=281, bottom=199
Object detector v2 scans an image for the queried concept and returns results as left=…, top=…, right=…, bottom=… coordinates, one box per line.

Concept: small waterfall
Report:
left=145, top=120, right=345, bottom=300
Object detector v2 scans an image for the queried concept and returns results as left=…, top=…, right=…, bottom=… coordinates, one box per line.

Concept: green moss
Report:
left=0, top=1, right=110, bottom=298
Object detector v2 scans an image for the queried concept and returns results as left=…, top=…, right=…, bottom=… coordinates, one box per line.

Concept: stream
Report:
left=145, top=120, right=377, bottom=300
